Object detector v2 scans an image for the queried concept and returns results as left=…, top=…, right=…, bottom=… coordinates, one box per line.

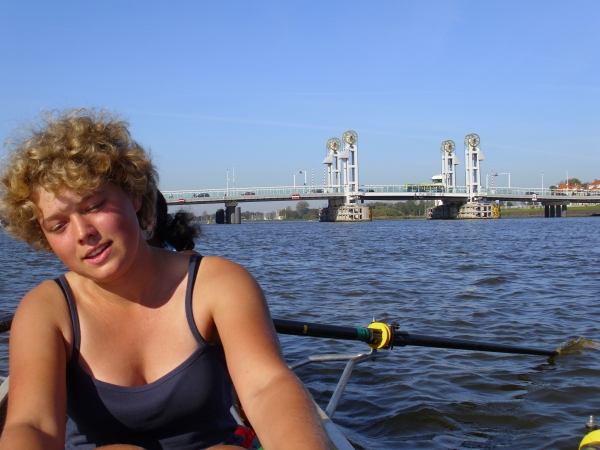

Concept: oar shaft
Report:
left=273, top=318, right=557, bottom=357
left=394, top=331, right=557, bottom=357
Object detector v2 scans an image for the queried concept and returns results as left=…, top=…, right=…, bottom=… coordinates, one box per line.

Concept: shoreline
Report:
left=500, top=206, right=600, bottom=218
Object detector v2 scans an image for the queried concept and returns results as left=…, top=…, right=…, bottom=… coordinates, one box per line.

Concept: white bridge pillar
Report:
left=440, top=140, right=460, bottom=193
left=339, top=130, right=359, bottom=203
left=464, top=133, right=485, bottom=202
left=320, top=130, right=369, bottom=222
left=323, top=138, right=341, bottom=191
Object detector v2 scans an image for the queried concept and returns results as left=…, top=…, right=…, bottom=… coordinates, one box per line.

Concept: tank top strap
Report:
left=54, top=275, right=81, bottom=365
left=185, top=253, right=205, bottom=345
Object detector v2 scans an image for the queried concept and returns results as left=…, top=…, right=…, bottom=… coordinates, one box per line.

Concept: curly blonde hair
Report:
left=0, top=108, right=158, bottom=252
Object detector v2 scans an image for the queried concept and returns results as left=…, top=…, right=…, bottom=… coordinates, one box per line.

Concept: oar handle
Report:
left=273, top=319, right=376, bottom=343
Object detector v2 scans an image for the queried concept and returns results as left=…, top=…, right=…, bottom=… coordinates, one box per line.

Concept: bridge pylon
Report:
left=440, top=140, right=459, bottom=194
left=340, top=130, right=359, bottom=200
left=464, top=133, right=485, bottom=202
left=320, top=131, right=370, bottom=222
left=429, top=134, right=498, bottom=220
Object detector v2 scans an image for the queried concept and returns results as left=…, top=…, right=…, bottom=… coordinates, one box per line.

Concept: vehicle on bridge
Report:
left=404, top=183, right=445, bottom=193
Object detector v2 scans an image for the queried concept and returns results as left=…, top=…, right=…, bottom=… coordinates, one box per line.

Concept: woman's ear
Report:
left=132, top=195, right=143, bottom=213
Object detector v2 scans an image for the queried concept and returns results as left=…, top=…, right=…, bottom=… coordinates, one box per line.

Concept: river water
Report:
left=1, top=217, right=599, bottom=449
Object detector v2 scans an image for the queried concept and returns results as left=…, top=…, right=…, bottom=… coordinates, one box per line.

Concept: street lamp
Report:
left=487, top=171, right=510, bottom=189
left=293, top=171, right=306, bottom=189
left=496, top=172, right=511, bottom=188
left=542, top=172, right=544, bottom=190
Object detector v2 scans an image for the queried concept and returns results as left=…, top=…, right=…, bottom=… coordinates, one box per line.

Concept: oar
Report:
left=273, top=318, right=558, bottom=357
left=0, top=315, right=13, bottom=334
left=0, top=313, right=559, bottom=357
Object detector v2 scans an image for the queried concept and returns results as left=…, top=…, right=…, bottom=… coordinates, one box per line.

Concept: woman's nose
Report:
left=72, top=215, right=97, bottom=242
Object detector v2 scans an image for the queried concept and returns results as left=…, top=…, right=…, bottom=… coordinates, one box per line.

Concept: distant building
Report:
left=584, top=180, right=600, bottom=190
left=557, top=182, right=582, bottom=190
left=557, top=179, right=600, bottom=191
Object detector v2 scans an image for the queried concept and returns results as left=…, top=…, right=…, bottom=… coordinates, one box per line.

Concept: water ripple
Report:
left=2, top=217, right=600, bottom=449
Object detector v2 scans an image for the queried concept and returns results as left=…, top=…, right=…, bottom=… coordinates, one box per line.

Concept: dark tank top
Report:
left=55, top=254, right=243, bottom=449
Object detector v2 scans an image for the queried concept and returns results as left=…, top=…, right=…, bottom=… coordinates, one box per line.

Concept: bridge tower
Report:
left=339, top=130, right=359, bottom=202
left=440, top=140, right=459, bottom=193
left=319, top=131, right=370, bottom=222
left=323, top=137, right=341, bottom=190
left=464, top=133, right=485, bottom=202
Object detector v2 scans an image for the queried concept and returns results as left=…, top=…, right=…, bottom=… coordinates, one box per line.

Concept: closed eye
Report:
left=87, top=201, right=105, bottom=212
left=50, top=222, right=66, bottom=233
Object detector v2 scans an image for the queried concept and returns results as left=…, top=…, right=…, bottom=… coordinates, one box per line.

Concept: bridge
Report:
left=162, top=131, right=600, bottom=222
left=162, top=184, right=600, bottom=218
left=162, top=185, right=600, bottom=204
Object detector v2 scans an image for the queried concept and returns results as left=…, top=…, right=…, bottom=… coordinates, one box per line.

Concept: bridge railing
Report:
left=163, top=184, right=471, bottom=199
left=162, top=185, right=347, bottom=200
left=481, top=187, right=600, bottom=197
left=162, top=185, right=600, bottom=202
left=361, top=185, right=469, bottom=194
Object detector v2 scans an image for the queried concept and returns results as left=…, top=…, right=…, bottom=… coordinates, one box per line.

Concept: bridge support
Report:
left=428, top=201, right=499, bottom=220
left=225, top=203, right=241, bottom=224
left=319, top=199, right=371, bottom=222
left=215, top=203, right=241, bottom=224
left=428, top=203, right=460, bottom=219
left=543, top=203, right=567, bottom=218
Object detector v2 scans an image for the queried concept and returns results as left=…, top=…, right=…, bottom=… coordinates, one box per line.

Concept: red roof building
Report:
left=585, top=180, right=600, bottom=190
left=557, top=182, right=582, bottom=190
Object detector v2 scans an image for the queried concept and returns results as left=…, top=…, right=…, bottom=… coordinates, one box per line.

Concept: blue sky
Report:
left=1, top=1, right=598, bottom=211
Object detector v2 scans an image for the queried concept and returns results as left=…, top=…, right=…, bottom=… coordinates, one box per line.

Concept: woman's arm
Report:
left=0, top=281, right=70, bottom=450
left=195, top=257, right=331, bottom=450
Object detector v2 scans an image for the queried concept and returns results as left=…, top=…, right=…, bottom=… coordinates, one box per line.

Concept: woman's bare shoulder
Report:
left=198, top=255, right=255, bottom=282
left=17, top=278, right=69, bottom=311
left=12, top=278, right=73, bottom=346
left=192, top=256, right=269, bottom=339
left=196, top=256, right=264, bottom=302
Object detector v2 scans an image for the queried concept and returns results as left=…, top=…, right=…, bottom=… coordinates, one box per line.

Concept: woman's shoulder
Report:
left=194, top=256, right=263, bottom=310
left=197, top=255, right=256, bottom=285
left=12, top=278, right=74, bottom=351
left=192, top=256, right=270, bottom=347
left=197, top=254, right=245, bottom=269
left=18, top=278, right=70, bottom=313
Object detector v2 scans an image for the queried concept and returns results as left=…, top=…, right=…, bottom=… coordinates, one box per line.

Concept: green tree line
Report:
left=370, top=200, right=435, bottom=219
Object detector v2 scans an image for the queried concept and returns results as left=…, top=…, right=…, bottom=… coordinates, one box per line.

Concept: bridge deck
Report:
left=162, top=185, right=600, bottom=206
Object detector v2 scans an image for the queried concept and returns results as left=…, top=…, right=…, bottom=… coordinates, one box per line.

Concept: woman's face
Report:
left=35, top=181, right=143, bottom=282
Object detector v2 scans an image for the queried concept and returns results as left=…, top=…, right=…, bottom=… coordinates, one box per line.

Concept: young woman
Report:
left=0, top=109, right=330, bottom=450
